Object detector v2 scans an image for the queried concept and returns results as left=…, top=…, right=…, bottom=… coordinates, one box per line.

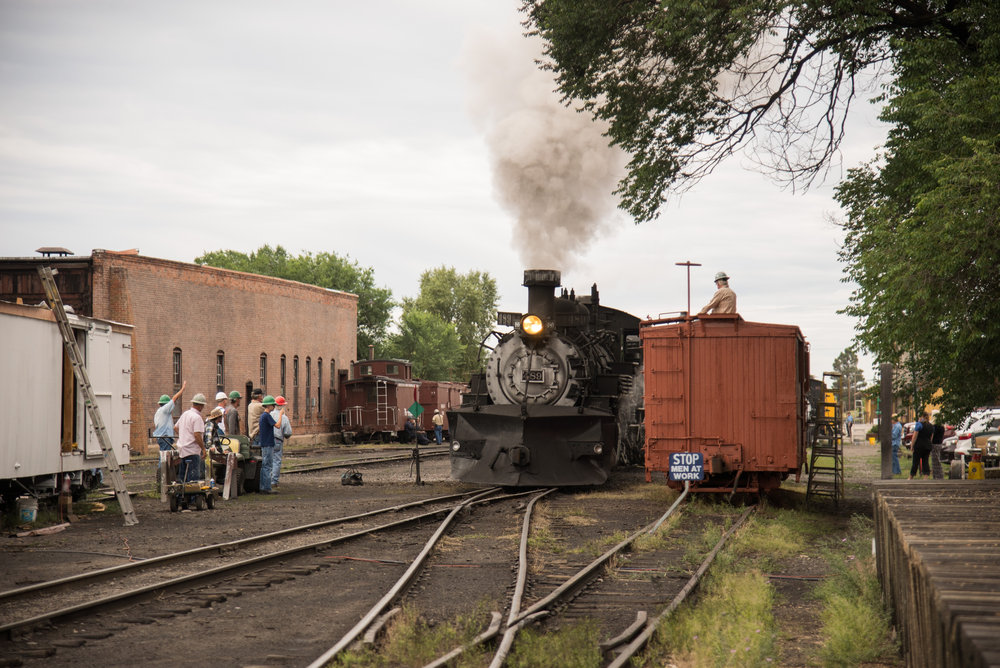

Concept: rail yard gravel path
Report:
left=1, top=440, right=888, bottom=667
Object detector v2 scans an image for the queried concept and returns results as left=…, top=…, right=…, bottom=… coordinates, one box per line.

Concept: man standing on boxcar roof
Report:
left=698, top=271, right=737, bottom=314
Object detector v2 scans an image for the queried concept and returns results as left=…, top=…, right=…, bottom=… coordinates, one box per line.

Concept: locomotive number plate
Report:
left=522, top=370, right=544, bottom=383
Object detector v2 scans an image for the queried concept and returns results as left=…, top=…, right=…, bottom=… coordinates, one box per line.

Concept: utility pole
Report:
left=675, top=261, right=701, bottom=316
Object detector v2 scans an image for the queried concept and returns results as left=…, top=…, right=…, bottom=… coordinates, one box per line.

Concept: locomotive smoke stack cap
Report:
left=523, top=269, right=561, bottom=324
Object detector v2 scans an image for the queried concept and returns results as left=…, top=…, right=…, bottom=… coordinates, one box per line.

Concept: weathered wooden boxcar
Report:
left=417, top=380, right=466, bottom=438
left=1, top=300, right=132, bottom=504
left=641, top=313, right=809, bottom=493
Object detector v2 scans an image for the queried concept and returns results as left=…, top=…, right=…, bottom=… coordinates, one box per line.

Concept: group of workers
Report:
left=152, top=381, right=292, bottom=495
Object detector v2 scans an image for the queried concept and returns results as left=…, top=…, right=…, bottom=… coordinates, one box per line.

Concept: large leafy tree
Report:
left=383, top=309, right=463, bottom=381
left=403, top=267, right=499, bottom=379
left=832, top=347, right=866, bottom=416
left=522, top=0, right=987, bottom=222
left=836, top=11, right=1000, bottom=419
left=195, top=246, right=394, bottom=358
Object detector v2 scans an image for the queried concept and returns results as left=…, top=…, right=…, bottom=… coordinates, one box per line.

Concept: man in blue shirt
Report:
left=257, top=395, right=283, bottom=494
left=153, top=381, right=186, bottom=452
left=891, top=416, right=903, bottom=475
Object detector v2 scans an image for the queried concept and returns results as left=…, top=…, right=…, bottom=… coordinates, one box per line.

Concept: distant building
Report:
left=0, top=249, right=358, bottom=451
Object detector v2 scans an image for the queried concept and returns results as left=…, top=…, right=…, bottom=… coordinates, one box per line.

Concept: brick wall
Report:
left=87, top=251, right=358, bottom=452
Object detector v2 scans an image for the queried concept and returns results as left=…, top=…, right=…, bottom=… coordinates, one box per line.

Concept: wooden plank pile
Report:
left=873, top=480, right=1000, bottom=667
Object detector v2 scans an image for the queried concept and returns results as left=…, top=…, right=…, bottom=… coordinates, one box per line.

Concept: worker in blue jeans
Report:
left=432, top=409, right=444, bottom=445
left=271, top=396, right=292, bottom=488
left=891, top=416, right=903, bottom=475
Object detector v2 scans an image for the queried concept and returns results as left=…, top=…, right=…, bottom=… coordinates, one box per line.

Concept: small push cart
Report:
left=167, top=478, right=217, bottom=512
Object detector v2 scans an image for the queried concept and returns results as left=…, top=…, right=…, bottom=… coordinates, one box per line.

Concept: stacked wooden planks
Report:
left=873, top=480, right=1000, bottom=668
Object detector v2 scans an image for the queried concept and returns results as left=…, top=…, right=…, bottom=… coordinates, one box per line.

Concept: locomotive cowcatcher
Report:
left=450, top=269, right=643, bottom=486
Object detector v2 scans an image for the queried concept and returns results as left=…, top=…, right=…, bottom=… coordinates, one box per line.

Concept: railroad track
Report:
left=311, top=484, right=755, bottom=667
left=0, top=488, right=545, bottom=667
left=105, top=446, right=449, bottom=497
left=0, top=490, right=485, bottom=637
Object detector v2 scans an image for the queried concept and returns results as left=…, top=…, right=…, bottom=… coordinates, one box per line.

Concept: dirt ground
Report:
left=0, top=441, right=891, bottom=667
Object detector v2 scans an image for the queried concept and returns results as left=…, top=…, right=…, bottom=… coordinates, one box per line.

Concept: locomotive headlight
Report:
left=521, top=314, right=544, bottom=336
left=593, top=443, right=603, bottom=455
left=451, top=441, right=461, bottom=452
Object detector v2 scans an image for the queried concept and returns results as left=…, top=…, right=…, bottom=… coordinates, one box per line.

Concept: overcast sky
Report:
left=0, top=1, right=888, bottom=378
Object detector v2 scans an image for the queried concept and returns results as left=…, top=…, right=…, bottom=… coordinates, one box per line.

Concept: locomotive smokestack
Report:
left=523, top=269, right=561, bottom=323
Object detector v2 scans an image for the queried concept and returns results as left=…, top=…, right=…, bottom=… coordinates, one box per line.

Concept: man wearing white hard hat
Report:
left=698, top=271, right=737, bottom=315
left=214, top=392, right=229, bottom=435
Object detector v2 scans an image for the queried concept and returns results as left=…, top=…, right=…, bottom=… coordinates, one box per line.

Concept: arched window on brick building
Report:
left=216, top=351, right=225, bottom=393
left=293, top=356, right=299, bottom=418
left=172, top=347, right=182, bottom=418
left=317, top=357, right=323, bottom=417
left=259, top=353, right=267, bottom=394
left=280, top=354, right=287, bottom=398
left=305, top=357, right=312, bottom=419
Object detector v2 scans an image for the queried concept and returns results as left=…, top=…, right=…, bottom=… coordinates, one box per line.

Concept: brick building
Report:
left=0, top=249, right=358, bottom=452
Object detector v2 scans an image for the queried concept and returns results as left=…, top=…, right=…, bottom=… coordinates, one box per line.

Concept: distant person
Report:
left=432, top=409, right=444, bottom=445
left=930, top=409, right=946, bottom=479
left=271, top=396, right=292, bottom=489
left=248, top=389, right=265, bottom=445
left=204, top=407, right=225, bottom=454
left=153, top=381, right=186, bottom=453
left=225, top=390, right=242, bottom=436
left=176, top=393, right=208, bottom=484
left=213, top=392, right=229, bottom=434
left=698, top=271, right=737, bottom=315
left=891, top=416, right=903, bottom=476
left=908, top=412, right=932, bottom=480
left=845, top=413, right=854, bottom=440
left=257, top=395, right=282, bottom=494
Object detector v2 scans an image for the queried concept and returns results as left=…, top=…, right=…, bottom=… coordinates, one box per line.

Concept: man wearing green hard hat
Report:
left=257, top=395, right=284, bottom=494
left=225, top=390, right=242, bottom=436
left=152, top=380, right=186, bottom=453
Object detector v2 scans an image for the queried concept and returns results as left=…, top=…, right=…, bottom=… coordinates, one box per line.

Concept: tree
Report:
left=832, top=347, right=865, bottom=416
left=403, top=267, right=499, bottom=379
left=521, top=0, right=989, bottom=222
left=195, top=246, right=394, bottom=358
left=383, top=309, right=463, bottom=381
left=836, top=12, right=1000, bottom=421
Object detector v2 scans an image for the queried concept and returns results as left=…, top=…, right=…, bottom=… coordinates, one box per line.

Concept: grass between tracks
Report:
left=641, top=506, right=898, bottom=667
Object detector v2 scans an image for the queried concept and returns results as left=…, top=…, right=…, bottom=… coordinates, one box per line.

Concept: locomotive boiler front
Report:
left=449, top=269, right=622, bottom=487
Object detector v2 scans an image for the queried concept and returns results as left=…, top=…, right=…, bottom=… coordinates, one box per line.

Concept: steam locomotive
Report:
left=449, top=270, right=643, bottom=486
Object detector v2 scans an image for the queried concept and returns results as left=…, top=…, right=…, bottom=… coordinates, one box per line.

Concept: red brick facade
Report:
left=1, top=251, right=358, bottom=452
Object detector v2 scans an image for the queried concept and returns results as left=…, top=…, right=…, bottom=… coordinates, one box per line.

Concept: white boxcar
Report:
left=0, top=300, right=132, bottom=503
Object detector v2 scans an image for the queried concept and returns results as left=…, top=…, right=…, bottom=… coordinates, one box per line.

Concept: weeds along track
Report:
left=399, top=487, right=755, bottom=668
left=0, top=491, right=489, bottom=643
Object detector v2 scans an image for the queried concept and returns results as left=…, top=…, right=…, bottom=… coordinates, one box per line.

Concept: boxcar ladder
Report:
left=37, top=266, right=138, bottom=526
left=806, top=372, right=844, bottom=507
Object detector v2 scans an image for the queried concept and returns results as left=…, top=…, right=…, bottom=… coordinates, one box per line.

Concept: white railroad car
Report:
left=1, top=300, right=133, bottom=505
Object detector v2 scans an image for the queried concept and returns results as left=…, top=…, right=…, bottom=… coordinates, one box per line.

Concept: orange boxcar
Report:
left=641, top=313, right=809, bottom=493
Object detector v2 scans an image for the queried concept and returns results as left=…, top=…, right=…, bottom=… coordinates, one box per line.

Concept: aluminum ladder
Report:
left=37, top=266, right=138, bottom=526
left=806, top=372, right=844, bottom=506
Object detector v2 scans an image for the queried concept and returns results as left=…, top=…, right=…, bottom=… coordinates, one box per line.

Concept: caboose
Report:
left=338, top=357, right=420, bottom=442
left=641, top=313, right=809, bottom=493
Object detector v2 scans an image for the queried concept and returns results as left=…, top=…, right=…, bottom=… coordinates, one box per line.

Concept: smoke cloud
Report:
left=463, top=29, right=627, bottom=271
